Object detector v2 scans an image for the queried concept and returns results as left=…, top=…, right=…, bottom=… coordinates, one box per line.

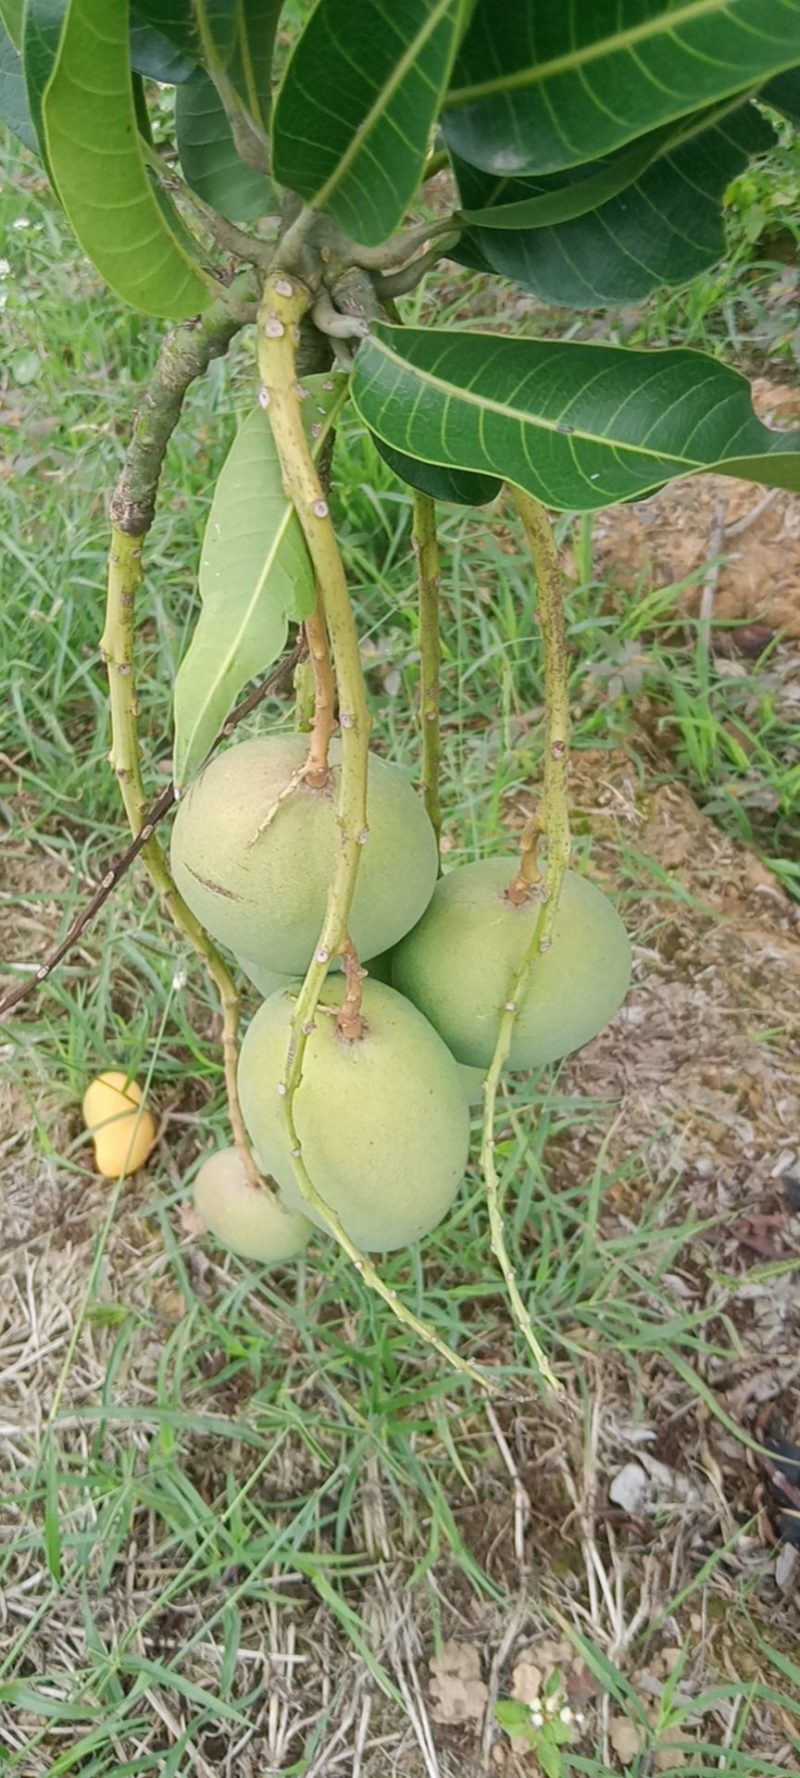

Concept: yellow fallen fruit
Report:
left=82, top=1070, right=157, bottom=1178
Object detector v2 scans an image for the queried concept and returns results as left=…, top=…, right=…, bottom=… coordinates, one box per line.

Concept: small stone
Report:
left=511, top=1658, right=543, bottom=1705
left=776, top=1542, right=798, bottom=1592
left=609, top=1462, right=648, bottom=1514
left=609, top=1717, right=644, bottom=1765
left=655, top=1728, right=692, bottom=1771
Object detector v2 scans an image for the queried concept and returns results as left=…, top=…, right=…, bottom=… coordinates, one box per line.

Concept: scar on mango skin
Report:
left=185, top=865, right=240, bottom=901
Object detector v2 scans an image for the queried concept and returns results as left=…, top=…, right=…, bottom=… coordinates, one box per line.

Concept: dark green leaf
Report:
left=0, top=0, right=22, bottom=48
left=454, top=99, right=774, bottom=308
left=176, top=64, right=271, bottom=220
left=130, top=14, right=196, bottom=82
left=0, top=18, right=36, bottom=147
left=351, top=323, right=800, bottom=512
left=456, top=125, right=676, bottom=231
left=132, top=68, right=153, bottom=140
left=23, top=0, right=67, bottom=168
left=38, top=0, right=212, bottom=318
left=374, top=436, right=501, bottom=505
left=444, top=0, right=800, bottom=177
left=232, top=0, right=282, bottom=135
left=272, top=0, right=466, bottom=246
left=173, top=373, right=347, bottom=788
left=197, top=0, right=238, bottom=62
left=131, top=1, right=200, bottom=60
left=762, top=66, right=800, bottom=119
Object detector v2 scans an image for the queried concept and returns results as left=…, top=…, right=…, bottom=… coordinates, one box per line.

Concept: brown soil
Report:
left=587, top=381, right=800, bottom=636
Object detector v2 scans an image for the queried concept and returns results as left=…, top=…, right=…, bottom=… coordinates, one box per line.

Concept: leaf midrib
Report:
left=445, top=0, right=792, bottom=106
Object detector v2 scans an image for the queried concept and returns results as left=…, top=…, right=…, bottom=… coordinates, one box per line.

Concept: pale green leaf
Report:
left=0, top=0, right=23, bottom=49
left=40, top=0, right=212, bottom=318
left=173, top=373, right=347, bottom=789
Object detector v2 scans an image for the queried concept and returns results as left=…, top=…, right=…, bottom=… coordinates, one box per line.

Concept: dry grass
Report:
left=3, top=754, right=800, bottom=1774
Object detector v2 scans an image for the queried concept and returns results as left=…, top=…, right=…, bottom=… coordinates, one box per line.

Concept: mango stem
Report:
left=480, top=488, right=572, bottom=1393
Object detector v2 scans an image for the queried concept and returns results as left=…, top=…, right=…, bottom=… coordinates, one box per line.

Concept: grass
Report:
left=2, top=130, right=800, bottom=1775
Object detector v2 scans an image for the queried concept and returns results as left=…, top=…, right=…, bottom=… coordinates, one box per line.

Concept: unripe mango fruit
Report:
left=193, top=1146, right=312, bottom=1263
left=236, top=948, right=393, bottom=997
left=460, top=1063, right=487, bottom=1104
left=392, top=860, right=631, bottom=1072
left=171, top=734, right=438, bottom=975
left=237, top=956, right=292, bottom=998
left=238, top=978, right=470, bottom=1252
left=82, top=1071, right=157, bottom=1177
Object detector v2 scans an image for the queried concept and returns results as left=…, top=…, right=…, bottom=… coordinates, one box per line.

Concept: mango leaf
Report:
left=0, top=19, right=36, bottom=147
left=173, top=374, right=348, bottom=789
left=194, top=0, right=238, bottom=64
left=23, top=0, right=66, bottom=168
left=444, top=0, right=800, bottom=177
left=131, top=0, right=197, bottom=54
left=456, top=126, right=674, bottom=231
left=129, top=1, right=210, bottom=62
left=453, top=99, right=774, bottom=308
left=350, top=324, right=800, bottom=513
left=133, top=0, right=277, bottom=118
left=0, top=0, right=22, bottom=48
left=272, top=0, right=466, bottom=246
left=176, top=64, right=271, bottom=220
left=37, top=0, right=212, bottom=318
left=763, top=67, right=800, bottom=120
left=374, top=437, right=501, bottom=506
left=230, top=0, right=282, bottom=135
left=132, top=69, right=153, bottom=141
left=130, top=15, right=196, bottom=82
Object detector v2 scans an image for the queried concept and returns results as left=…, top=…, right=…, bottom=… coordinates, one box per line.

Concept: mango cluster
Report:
left=171, top=736, right=631, bottom=1263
